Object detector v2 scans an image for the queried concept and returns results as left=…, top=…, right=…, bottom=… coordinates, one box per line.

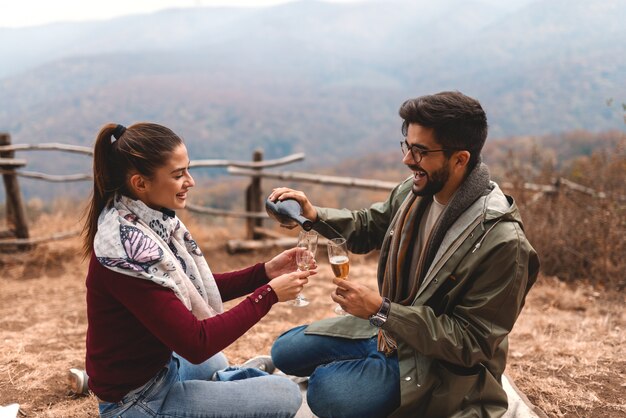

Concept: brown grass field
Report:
left=0, top=212, right=624, bottom=417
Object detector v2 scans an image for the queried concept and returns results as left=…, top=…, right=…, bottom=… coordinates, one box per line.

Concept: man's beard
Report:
left=411, top=164, right=450, bottom=196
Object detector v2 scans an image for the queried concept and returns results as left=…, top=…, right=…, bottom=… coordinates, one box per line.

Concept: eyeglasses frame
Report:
left=400, top=140, right=462, bottom=164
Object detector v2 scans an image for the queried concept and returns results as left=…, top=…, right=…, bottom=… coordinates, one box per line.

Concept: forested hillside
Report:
left=0, top=0, right=624, bottom=201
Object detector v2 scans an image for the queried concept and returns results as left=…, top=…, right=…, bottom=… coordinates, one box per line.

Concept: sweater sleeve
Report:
left=213, top=263, right=270, bottom=301
left=101, top=262, right=278, bottom=364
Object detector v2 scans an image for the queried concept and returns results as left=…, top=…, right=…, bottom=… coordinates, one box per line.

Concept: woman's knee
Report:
left=264, top=376, right=303, bottom=416
left=283, top=379, right=303, bottom=414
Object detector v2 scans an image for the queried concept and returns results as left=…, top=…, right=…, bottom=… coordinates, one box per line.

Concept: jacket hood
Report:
left=483, top=183, right=525, bottom=228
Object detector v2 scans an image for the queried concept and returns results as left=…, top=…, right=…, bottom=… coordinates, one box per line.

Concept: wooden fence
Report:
left=0, top=133, right=397, bottom=251
left=1, top=131, right=621, bottom=252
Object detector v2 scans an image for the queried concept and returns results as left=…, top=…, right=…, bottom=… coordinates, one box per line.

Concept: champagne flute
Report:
left=327, top=237, right=350, bottom=315
left=293, top=231, right=318, bottom=307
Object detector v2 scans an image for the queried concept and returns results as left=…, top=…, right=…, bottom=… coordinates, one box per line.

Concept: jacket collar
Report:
left=416, top=181, right=519, bottom=298
left=419, top=163, right=493, bottom=282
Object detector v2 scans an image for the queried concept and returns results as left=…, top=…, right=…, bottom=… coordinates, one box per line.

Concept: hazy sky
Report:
left=0, top=0, right=365, bottom=28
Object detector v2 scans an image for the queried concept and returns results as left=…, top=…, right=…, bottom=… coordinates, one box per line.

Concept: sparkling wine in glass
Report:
left=327, top=237, right=350, bottom=315
left=293, top=231, right=318, bottom=307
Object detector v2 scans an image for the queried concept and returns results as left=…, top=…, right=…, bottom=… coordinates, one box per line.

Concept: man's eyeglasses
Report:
left=400, top=140, right=460, bottom=164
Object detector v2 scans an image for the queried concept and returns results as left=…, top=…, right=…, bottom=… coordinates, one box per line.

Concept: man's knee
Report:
left=270, top=325, right=307, bottom=373
left=307, top=362, right=399, bottom=418
left=308, top=377, right=387, bottom=418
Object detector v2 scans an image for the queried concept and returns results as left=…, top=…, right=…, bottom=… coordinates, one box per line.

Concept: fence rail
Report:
left=0, top=142, right=93, bottom=155
left=0, top=169, right=92, bottom=182
left=0, top=144, right=306, bottom=182
left=0, top=158, right=26, bottom=167
left=190, top=152, right=305, bottom=169
left=228, top=167, right=398, bottom=190
left=2, top=132, right=622, bottom=252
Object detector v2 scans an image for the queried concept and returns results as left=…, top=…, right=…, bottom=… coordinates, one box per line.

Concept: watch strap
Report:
left=377, top=297, right=391, bottom=317
left=369, top=297, right=391, bottom=327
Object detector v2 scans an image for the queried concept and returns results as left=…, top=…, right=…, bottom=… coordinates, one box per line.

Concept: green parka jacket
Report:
left=307, top=175, right=539, bottom=418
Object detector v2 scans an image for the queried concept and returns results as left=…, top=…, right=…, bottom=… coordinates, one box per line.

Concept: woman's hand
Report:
left=268, top=187, right=318, bottom=223
left=269, top=269, right=316, bottom=302
left=265, top=247, right=317, bottom=279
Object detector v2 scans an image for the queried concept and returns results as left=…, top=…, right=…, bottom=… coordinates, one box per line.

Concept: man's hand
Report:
left=331, top=278, right=383, bottom=319
left=268, top=187, right=318, bottom=223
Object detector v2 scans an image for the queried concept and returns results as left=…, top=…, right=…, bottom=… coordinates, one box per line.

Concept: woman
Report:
left=82, top=122, right=312, bottom=418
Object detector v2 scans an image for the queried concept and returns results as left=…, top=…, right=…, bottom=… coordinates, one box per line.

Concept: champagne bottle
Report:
left=265, top=198, right=313, bottom=231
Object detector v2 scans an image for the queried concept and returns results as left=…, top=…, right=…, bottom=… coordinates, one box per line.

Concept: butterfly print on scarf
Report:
left=98, top=225, right=164, bottom=272
left=168, top=240, right=187, bottom=272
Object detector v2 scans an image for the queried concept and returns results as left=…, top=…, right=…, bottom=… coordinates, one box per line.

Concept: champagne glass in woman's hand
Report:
left=293, top=231, right=318, bottom=307
left=327, top=237, right=350, bottom=315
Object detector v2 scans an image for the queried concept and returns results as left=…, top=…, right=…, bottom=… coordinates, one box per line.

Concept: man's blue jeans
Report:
left=271, top=325, right=400, bottom=418
left=98, top=353, right=301, bottom=418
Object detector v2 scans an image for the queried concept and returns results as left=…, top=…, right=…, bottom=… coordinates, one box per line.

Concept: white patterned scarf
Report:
left=93, top=194, right=223, bottom=320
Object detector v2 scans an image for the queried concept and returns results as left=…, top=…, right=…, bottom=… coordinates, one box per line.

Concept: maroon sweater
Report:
left=85, top=254, right=278, bottom=402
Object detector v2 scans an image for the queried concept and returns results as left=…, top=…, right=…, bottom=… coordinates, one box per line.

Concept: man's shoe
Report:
left=68, top=368, right=89, bottom=395
left=241, top=355, right=275, bottom=374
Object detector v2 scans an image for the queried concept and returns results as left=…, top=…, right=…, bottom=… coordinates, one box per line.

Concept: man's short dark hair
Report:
left=399, top=91, right=488, bottom=171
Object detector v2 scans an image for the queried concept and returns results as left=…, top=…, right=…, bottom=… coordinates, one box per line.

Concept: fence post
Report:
left=0, top=133, right=30, bottom=241
left=245, top=149, right=264, bottom=240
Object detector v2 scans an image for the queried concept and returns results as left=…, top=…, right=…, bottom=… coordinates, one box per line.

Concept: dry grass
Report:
left=0, top=213, right=624, bottom=417
left=507, top=276, right=626, bottom=417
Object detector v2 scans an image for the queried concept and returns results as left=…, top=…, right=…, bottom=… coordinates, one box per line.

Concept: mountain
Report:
left=0, top=0, right=624, bottom=200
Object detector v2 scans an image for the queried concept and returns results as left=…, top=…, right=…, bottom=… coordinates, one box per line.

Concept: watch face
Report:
left=370, top=316, right=385, bottom=327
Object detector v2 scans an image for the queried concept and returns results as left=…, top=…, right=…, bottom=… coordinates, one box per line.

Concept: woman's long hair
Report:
left=81, top=122, right=183, bottom=257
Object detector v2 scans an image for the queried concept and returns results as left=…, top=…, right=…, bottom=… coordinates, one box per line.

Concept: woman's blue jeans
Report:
left=271, top=325, right=400, bottom=418
left=98, top=352, right=301, bottom=418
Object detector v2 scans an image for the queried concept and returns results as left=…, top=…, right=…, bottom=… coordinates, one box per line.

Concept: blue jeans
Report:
left=98, top=353, right=301, bottom=418
left=271, top=325, right=400, bottom=418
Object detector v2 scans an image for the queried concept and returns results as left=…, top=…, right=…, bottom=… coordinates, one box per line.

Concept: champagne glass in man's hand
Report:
left=327, top=237, right=350, bottom=315
left=293, top=231, right=318, bottom=307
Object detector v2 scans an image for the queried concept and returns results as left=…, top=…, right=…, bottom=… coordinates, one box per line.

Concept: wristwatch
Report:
left=369, top=297, right=391, bottom=328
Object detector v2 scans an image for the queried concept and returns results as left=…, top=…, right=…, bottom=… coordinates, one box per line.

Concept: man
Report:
left=270, top=91, right=539, bottom=418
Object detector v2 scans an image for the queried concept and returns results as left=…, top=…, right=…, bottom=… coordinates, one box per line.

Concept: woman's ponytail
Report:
left=81, top=123, right=124, bottom=258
